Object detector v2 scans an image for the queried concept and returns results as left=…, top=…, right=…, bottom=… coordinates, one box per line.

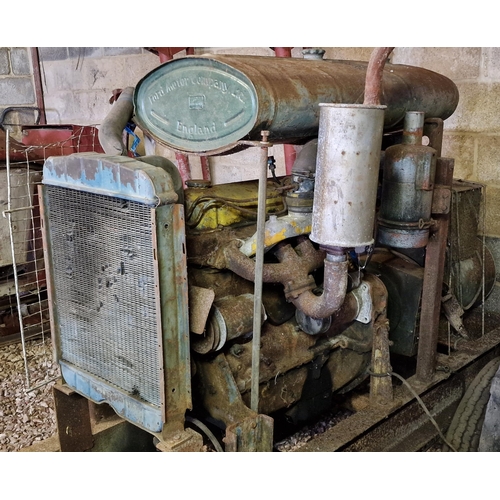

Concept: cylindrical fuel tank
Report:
left=378, top=111, right=437, bottom=248
left=133, top=55, right=459, bottom=154
left=310, top=103, right=385, bottom=249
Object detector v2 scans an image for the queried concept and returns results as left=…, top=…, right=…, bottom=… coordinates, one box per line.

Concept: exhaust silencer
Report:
left=310, top=103, right=385, bottom=250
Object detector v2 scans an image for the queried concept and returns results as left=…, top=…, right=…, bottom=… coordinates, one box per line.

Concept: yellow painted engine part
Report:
left=184, top=179, right=285, bottom=230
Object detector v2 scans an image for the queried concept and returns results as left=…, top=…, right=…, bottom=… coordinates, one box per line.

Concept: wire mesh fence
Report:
left=1, top=124, right=102, bottom=390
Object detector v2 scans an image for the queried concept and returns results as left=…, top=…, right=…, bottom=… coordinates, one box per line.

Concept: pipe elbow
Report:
left=98, top=87, right=135, bottom=156
left=290, top=258, right=349, bottom=319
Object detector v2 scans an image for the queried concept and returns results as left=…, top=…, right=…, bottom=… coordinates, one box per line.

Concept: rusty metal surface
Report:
left=224, top=237, right=325, bottom=294
left=416, top=158, right=454, bottom=381
left=191, top=293, right=264, bottom=354
left=188, top=285, right=215, bottom=334
left=363, top=47, right=394, bottom=105
left=294, top=327, right=500, bottom=451
left=43, top=153, right=178, bottom=206
left=289, top=257, right=348, bottom=319
left=134, top=55, right=459, bottom=155
left=378, top=115, right=437, bottom=249
left=0, top=125, right=103, bottom=162
left=155, top=428, right=204, bottom=452
left=223, top=276, right=385, bottom=415
left=194, top=353, right=257, bottom=426
left=233, top=325, right=372, bottom=417
left=431, top=185, right=452, bottom=214
left=216, top=293, right=263, bottom=342
left=187, top=267, right=254, bottom=298
left=225, top=414, right=274, bottom=452
left=366, top=274, right=393, bottom=406
left=424, top=118, right=444, bottom=157
left=226, top=321, right=316, bottom=394
left=174, top=152, right=191, bottom=187
left=53, top=382, right=93, bottom=452
left=155, top=204, right=192, bottom=432
left=311, top=104, right=384, bottom=249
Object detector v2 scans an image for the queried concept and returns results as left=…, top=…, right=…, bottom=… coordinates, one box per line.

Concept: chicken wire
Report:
left=1, top=125, right=102, bottom=391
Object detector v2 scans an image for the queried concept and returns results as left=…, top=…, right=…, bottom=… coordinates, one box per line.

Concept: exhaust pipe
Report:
left=98, top=87, right=135, bottom=156
left=298, top=48, right=393, bottom=319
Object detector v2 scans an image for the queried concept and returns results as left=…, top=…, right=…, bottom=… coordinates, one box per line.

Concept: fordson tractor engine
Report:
left=40, top=51, right=493, bottom=451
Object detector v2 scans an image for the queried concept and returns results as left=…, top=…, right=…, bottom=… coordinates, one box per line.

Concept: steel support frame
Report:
left=416, top=157, right=454, bottom=380
left=294, top=327, right=500, bottom=452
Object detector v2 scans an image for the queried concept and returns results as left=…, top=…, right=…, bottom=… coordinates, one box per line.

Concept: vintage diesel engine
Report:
left=40, top=51, right=495, bottom=451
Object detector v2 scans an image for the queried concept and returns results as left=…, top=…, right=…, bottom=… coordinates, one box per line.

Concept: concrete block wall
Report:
left=3, top=47, right=500, bottom=236
left=322, top=48, right=500, bottom=240
left=391, top=48, right=500, bottom=239
left=2, top=46, right=499, bottom=310
left=38, top=47, right=159, bottom=125
left=0, top=48, right=37, bottom=131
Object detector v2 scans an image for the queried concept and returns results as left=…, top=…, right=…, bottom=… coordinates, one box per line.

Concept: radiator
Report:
left=41, top=153, right=191, bottom=433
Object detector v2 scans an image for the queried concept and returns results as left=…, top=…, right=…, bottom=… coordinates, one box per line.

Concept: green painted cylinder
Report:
left=133, top=55, right=459, bottom=155
left=378, top=112, right=437, bottom=248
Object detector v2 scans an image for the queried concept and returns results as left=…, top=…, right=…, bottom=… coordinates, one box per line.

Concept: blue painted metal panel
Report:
left=43, top=152, right=178, bottom=206
left=60, top=361, right=163, bottom=433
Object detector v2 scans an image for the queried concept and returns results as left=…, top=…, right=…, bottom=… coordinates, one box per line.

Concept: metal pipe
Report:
left=224, top=238, right=325, bottom=286
left=200, top=156, right=211, bottom=181
left=273, top=47, right=296, bottom=175
left=4, top=129, right=31, bottom=386
left=250, top=131, right=270, bottom=413
left=174, top=152, right=192, bottom=187
left=289, top=254, right=349, bottom=319
left=30, top=48, right=46, bottom=125
left=364, top=47, right=395, bottom=105
left=98, top=86, right=134, bottom=156
left=403, top=111, right=425, bottom=144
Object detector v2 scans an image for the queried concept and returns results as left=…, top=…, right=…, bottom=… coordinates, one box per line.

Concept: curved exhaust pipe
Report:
left=98, top=87, right=135, bottom=156
left=295, top=48, right=394, bottom=320
left=364, top=47, right=395, bottom=105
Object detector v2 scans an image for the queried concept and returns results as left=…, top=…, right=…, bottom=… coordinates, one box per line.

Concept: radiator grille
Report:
left=46, top=186, right=162, bottom=408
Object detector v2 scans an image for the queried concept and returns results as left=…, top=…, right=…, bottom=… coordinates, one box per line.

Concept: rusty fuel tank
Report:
left=133, top=54, right=459, bottom=155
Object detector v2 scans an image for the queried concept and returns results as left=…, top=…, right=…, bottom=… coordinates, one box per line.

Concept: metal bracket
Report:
left=53, top=382, right=94, bottom=452
left=154, top=428, right=204, bottom=452
left=351, top=281, right=372, bottom=324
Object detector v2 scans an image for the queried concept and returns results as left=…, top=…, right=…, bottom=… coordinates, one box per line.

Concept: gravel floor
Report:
left=0, top=337, right=448, bottom=452
left=0, top=337, right=60, bottom=452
